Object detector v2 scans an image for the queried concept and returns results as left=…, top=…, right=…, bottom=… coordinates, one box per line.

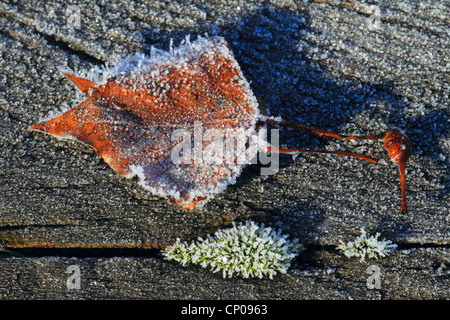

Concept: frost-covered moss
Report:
left=162, top=220, right=302, bottom=279
left=338, top=228, right=397, bottom=262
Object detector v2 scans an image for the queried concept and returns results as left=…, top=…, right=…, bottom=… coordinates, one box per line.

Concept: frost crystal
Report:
left=162, top=220, right=302, bottom=279
left=337, top=228, right=397, bottom=262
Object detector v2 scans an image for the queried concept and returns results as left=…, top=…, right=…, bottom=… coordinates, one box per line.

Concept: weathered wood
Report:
left=1, top=248, right=449, bottom=299
left=0, top=0, right=448, bottom=299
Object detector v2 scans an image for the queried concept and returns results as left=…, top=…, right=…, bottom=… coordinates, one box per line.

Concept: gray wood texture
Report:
left=1, top=0, right=448, bottom=299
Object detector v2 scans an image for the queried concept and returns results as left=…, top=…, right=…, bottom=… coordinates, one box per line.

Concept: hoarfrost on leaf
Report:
left=29, top=35, right=262, bottom=211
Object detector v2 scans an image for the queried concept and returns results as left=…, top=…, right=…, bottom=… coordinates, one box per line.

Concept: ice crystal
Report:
left=337, top=228, right=397, bottom=262
left=162, top=220, right=302, bottom=279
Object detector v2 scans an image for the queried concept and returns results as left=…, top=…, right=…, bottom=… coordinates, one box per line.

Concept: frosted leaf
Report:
left=29, top=36, right=266, bottom=210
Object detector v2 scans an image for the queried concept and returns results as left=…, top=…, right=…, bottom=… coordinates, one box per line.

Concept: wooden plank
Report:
left=1, top=248, right=449, bottom=299
left=0, top=0, right=448, bottom=299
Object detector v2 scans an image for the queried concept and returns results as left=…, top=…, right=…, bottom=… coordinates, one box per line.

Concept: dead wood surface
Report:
left=0, top=0, right=448, bottom=299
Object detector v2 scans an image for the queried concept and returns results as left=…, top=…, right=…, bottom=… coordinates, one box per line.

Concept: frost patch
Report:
left=163, top=220, right=302, bottom=279
left=338, top=228, right=397, bottom=262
